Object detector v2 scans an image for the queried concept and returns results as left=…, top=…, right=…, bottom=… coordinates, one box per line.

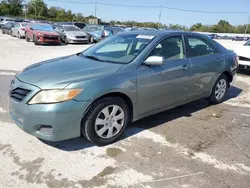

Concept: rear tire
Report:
left=25, top=33, right=30, bottom=42
left=2, top=29, right=4, bottom=34
left=81, top=97, right=129, bottom=146
left=208, top=74, right=229, bottom=104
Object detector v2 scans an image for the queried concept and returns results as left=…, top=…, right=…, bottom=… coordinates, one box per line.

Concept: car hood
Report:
left=234, top=45, right=250, bottom=58
left=34, top=30, right=59, bottom=36
left=16, top=54, right=123, bottom=89
left=65, top=31, right=87, bottom=36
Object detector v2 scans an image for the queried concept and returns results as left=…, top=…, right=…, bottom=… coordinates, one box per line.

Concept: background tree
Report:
left=0, top=0, right=23, bottom=16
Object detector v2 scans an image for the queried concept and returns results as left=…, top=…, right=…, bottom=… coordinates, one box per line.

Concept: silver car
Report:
left=11, top=22, right=28, bottom=38
left=55, top=25, right=89, bottom=44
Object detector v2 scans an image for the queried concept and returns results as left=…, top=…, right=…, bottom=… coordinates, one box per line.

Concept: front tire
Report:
left=208, top=74, right=228, bottom=104
left=81, top=97, right=129, bottom=146
left=64, top=36, right=69, bottom=44
left=90, top=36, right=94, bottom=43
left=33, top=35, right=39, bottom=45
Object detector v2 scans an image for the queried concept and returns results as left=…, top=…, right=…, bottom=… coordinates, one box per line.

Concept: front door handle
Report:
left=182, top=65, right=189, bottom=71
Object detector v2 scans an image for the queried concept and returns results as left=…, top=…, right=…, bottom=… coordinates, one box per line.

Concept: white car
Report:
left=11, top=22, right=28, bottom=39
left=234, top=40, right=250, bottom=70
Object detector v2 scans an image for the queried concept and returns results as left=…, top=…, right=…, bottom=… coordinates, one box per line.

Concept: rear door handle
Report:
left=182, top=65, right=189, bottom=71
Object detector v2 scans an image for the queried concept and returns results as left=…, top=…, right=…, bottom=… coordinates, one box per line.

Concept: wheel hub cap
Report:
left=215, top=79, right=227, bottom=100
left=95, top=105, right=125, bottom=139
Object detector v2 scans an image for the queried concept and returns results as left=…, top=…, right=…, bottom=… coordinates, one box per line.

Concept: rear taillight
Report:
left=21, top=28, right=25, bottom=31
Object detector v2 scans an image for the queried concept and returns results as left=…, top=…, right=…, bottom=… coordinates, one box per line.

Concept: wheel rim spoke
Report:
left=113, top=122, right=122, bottom=132
left=107, top=127, right=114, bottom=138
left=114, top=112, right=124, bottom=121
left=111, top=106, right=119, bottom=116
left=102, top=107, right=110, bottom=118
left=96, top=118, right=105, bottom=125
left=97, top=126, right=109, bottom=136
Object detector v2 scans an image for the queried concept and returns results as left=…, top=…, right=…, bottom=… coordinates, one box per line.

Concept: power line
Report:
left=46, top=0, right=250, bottom=14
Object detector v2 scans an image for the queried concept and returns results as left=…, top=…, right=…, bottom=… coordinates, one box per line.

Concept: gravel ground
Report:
left=0, top=33, right=250, bottom=188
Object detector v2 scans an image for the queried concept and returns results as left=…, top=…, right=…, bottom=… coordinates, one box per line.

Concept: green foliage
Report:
left=0, top=0, right=23, bottom=16
left=0, top=0, right=250, bottom=34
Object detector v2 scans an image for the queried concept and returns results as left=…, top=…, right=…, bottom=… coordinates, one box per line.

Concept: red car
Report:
left=25, top=23, right=61, bottom=45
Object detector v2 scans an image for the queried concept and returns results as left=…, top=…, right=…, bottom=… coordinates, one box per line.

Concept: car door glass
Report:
left=149, top=36, right=184, bottom=60
left=186, top=36, right=218, bottom=57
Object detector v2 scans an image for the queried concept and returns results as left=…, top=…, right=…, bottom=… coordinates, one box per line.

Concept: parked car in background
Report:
left=25, top=23, right=61, bottom=45
left=82, top=25, right=112, bottom=43
left=1, top=22, right=15, bottom=35
left=55, top=25, right=89, bottom=44
left=234, top=40, right=250, bottom=70
left=9, top=31, right=238, bottom=146
left=57, top=22, right=86, bottom=29
left=11, top=22, right=28, bottom=38
left=232, top=36, right=244, bottom=41
left=104, top=26, right=124, bottom=35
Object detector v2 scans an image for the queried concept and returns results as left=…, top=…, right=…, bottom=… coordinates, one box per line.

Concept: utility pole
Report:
left=95, top=0, right=97, bottom=17
left=244, top=16, right=250, bottom=37
left=158, top=6, right=162, bottom=29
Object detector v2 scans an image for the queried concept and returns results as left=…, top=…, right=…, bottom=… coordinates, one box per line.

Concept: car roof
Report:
left=120, top=30, right=207, bottom=37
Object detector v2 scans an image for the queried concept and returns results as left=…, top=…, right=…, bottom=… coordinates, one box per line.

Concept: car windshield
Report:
left=244, top=40, right=250, bottom=46
left=81, top=34, right=155, bottom=64
left=32, top=24, right=54, bottom=31
left=64, top=26, right=81, bottom=31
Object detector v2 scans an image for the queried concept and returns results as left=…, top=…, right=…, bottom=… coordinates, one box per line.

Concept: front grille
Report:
left=43, top=35, right=58, bottom=40
left=75, top=36, right=86, bottom=39
left=239, top=56, right=250, bottom=61
left=38, top=125, right=53, bottom=135
left=10, top=88, right=31, bottom=102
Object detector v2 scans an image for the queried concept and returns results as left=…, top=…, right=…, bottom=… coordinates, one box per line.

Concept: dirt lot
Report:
left=0, top=33, right=250, bottom=188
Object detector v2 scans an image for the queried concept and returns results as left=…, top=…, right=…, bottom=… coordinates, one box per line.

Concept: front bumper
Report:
left=67, top=37, right=89, bottom=44
left=9, top=78, right=90, bottom=141
left=38, top=37, right=61, bottom=44
left=238, top=60, right=250, bottom=70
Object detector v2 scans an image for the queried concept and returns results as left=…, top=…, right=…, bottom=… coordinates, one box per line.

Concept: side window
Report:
left=149, top=36, right=185, bottom=60
left=186, top=36, right=218, bottom=57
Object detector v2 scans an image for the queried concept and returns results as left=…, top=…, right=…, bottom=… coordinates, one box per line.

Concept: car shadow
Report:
left=41, top=86, right=242, bottom=151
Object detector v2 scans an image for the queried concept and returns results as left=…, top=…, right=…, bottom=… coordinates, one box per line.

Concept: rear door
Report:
left=184, top=35, right=223, bottom=98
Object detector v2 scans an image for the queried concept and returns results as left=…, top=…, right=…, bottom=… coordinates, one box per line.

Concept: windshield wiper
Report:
left=83, top=55, right=106, bottom=62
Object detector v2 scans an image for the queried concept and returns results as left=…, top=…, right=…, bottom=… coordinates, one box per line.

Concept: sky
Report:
left=44, top=0, right=250, bottom=26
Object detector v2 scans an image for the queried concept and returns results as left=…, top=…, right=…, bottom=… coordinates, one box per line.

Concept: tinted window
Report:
left=186, top=36, right=218, bottom=57
left=31, top=24, right=54, bottom=31
left=64, top=26, right=81, bottom=31
left=149, top=36, right=185, bottom=60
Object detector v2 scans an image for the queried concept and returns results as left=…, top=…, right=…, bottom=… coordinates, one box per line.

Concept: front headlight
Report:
left=68, top=34, right=75, bottom=37
left=28, top=89, right=83, bottom=104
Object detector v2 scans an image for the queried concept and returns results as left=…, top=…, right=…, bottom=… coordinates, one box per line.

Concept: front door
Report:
left=137, top=35, right=191, bottom=115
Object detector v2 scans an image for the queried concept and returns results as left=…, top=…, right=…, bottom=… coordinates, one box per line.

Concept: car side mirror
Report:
left=30, top=27, right=34, bottom=30
left=144, top=56, right=165, bottom=66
